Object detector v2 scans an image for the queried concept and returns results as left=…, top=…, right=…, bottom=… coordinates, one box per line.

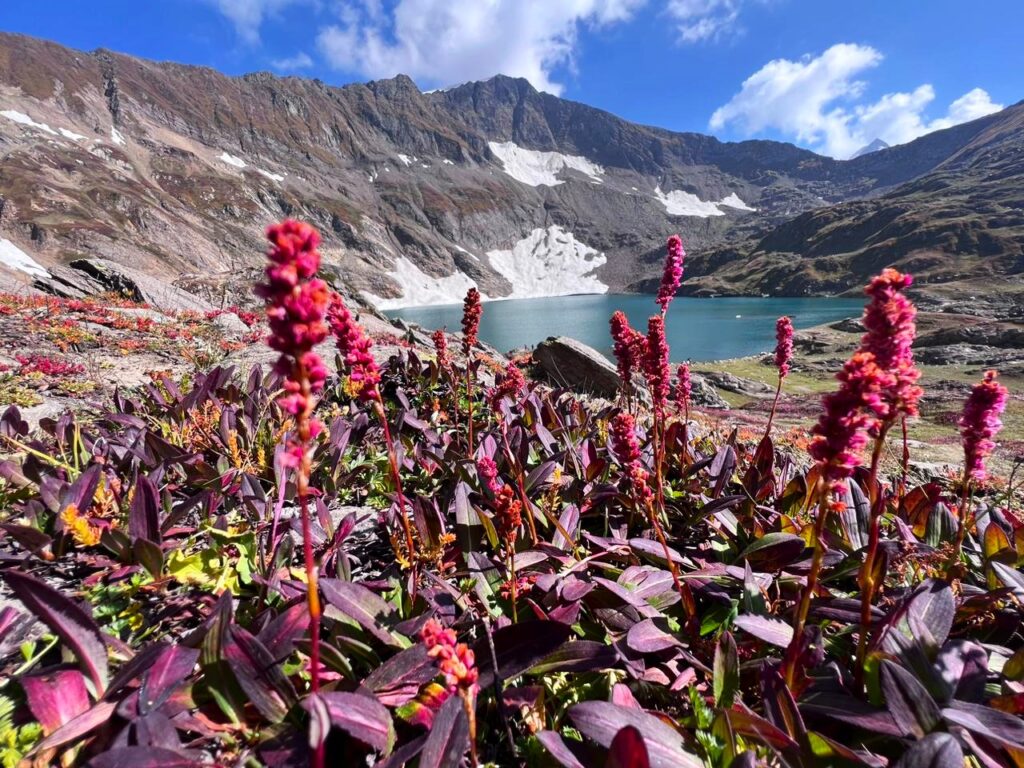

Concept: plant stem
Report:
left=466, top=364, right=475, bottom=451
left=295, top=367, right=324, bottom=768
left=461, top=691, right=479, bottom=768
left=785, top=482, right=828, bottom=689
left=857, top=423, right=891, bottom=679
left=765, top=375, right=783, bottom=436
left=899, top=416, right=910, bottom=500
left=375, top=394, right=416, bottom=570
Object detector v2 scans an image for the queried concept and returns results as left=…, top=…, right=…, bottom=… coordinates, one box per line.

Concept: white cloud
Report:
left=272, top=51, right=315, bottom=70
left=710, top=44, right=1003, bottom=158
left=208, top=0, right=310, bottom=44
left=316, top=0, right=647, bottom=95
left=666, top=0, right=741, bottom=43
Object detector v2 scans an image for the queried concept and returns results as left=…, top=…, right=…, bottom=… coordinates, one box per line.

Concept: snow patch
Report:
left=363, top=257, right=482, bottom=310
left=58, top=127, right=87, bottom=142
left=442, top=159, right=454, bottom=165
left=488, top=141, right=604, bottom=187
left=654, top=186, right=725, bottom=217
left=487, top=226, right=607, bottom=299
left=258, top=169, right=285, bottom=182
left=111, top=128, right=126, bottom=146
left=219, top=152, right=247, bottom=169
left=719, top=193, right=756, bottom=211
left=397, top=154, right=413, bottom=166
left=654, top=186, right=756, bottom=217
left=1, top=110, right=57, bottom=135
left=0, top=239, right=49, bottom=278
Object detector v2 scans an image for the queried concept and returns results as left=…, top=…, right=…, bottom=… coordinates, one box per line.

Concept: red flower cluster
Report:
left=487, top=361, right=526, bottom=410
left=610, top=311, right=646, bottom=390
left=420, top=618, right=479, bottom=695
left=476, top=456, right=500, bottom=495
left=809, top=352, right=887, bottom=507
left=610, top=412, right=653, bottom=506
left=860, top=269, right=922, bottom=420
left=959, top=370, right=1008, bottom=482
left=494, top=484, right=523, bottom=545
left=15, top=354, right=84, bottom=377
left=676, top=363, right=691, bottom=414
left=461, top=288, right=482, bottom=357
left=432, top=329, right=450, bottom=370
left=327, top=294, right=380, bottom=401
left=656, top=235, right=685, bottom=315
left=256, top=220, right=330, bottom=465
left=643, top=316, right=671, bottom=415
left=774, top=316, right=794, bottom=379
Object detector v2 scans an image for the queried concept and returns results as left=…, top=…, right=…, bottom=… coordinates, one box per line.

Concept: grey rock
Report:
left=698, top=371, right=774, bottom=398
left=68, top=259, right=218, bottom=314
left=916, top=343, right=1024, bottom=366
left=533, top=336, right=620, bottom=397
left=688, top=374, right=731, bottom=409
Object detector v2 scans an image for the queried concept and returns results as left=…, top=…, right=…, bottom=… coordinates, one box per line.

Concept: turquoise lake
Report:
left=386, top=294, right=866, bottom=362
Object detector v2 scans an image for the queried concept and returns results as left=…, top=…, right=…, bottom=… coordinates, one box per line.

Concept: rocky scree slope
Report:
left=0, top=32, right=1021, bottom=310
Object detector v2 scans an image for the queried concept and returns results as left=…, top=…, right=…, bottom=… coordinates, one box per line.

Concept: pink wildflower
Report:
left=642, top=316, right=671, bottom=415
left=860, top=269, right=922, bottom=420
left=461, top=288, right=482, bottom=357
left=256, top=220, right=331, bottom=465
left=610, top=311, right=646, bottom=391
left=487, top=361, right=526, bottom=410
left=774, top=316, right=794, bottom=379
left=675, top=363, right=691, bottom=415
left=494, top=484, right=523, bottom=546
left=959, top=370, right=1008, bottom=482
left=432, top=329, right=451, bottom=370
left=610, top=412, right=653, bottom=506
left=476, top=456, right=501, bottom=495
left=809, top=352, right=888, bottom=508
left=420, top=618, right=479, bottom=695
left=327, top=294, right=380, bottom=402
left=656, top=235, right=685, bottom=314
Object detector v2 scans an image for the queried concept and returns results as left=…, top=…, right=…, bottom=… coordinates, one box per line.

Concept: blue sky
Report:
left=1, top=1, right=1020, bottom=158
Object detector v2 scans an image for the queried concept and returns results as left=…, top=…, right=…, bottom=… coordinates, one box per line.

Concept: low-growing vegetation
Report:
left=0, top=222, right=1021, bottom=768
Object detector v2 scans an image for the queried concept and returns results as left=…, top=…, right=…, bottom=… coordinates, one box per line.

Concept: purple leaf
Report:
left=606, top=725, right=651, bottom=768
left=22, top=669, right=90, bottom=734
left=364, top=644, right=437, bottom=707
left=733, top=614, right=794, bottom=648
left=569, top=701, right=702, bottom=768
left=537, top=731, right=587, bottom=768
left=626, top=619, right=681, bottom=654
left=941, top=700, right=1024, bottom=749
left=474, top=620, right=572, bottom=689
left=129, top=474, right=161, bottom=544
left=85, top=746, right=204, bottom=767
left=320, top=579, right=399, bottom=647
left=2, top=569, right=108, bottom=693
left=738, top=533, right=806, bottom=572
left=418, top=693, right=469, bottom=768
left=528, top=640, right=618, bottom=675
left=35, top=700, right=117, bottom=753
left=140, top=645, right=200, bottom=715
left=880, top=660, right=941, bottom=738
left=320, top=691, right=395, bottom=754
left=893, top=733, right=964, bottom=768
left=713, top=631, right=739, bottom=708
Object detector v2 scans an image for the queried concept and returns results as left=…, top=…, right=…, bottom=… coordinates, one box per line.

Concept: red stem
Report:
left=856, top=423, right=891, bottom=680
left=784, top=481, right=828, bottom=689
left=765, top=375, right=783, bottom=437
left=375, top=394, right=417, bottom=570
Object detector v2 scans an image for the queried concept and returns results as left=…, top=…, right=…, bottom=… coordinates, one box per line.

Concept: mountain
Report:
left=0, top=32, right=1021, bottom=310
left=851, top=138, right=890, bottom=158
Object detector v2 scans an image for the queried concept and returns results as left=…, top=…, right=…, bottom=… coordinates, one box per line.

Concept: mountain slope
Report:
left=0, top=32, right=1021, bottom=309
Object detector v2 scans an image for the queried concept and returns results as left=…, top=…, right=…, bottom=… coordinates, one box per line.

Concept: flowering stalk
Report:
left=420, top=619, right=480, bottom=767
left=611, top=412, right=696, bottom=625
left=610, top=311, right=646, bottom=411
left=494, top=484, right=523, bottom=622
left=462, top=289, right=482, bottom=450
left=328, top=294, right=416, bottom=568
left=765, top=316, right=793, bottom=434
left=487, top=362, right=538, bottom=545
left=656, top=235, right=685, bottom=316
left=256, top=220, right=330, bottom=768
left=785, top=351, right=885, bottom=688
left=642, top=316, right=671, bottom=518
left=854, top=270, right=921, bottom=672
left=952, top=370, right=1008, bottom=563
left=675, top=363, right=691, bottom=424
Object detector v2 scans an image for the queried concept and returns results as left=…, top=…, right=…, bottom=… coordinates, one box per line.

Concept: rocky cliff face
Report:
left=0, top=32, right=1021, bottom=309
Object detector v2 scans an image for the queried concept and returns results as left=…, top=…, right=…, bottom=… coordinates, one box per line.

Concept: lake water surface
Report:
left=387, top=294, right=865, bottom=362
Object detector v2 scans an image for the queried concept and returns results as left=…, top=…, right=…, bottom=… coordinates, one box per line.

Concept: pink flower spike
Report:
left=327, top=294, right=381, bottom=402
left=774, top=316, right=794, bottom=379
left=461, top=288, right=482, bottom=357
left=642, top=316, right=671, bottom=415
left=676, top=363, right=691, bottom=414
left=656, top=235, right=685, bottom=315
left=860, top=268, right=922, bottom=420
left=959, top=370, right=1008, bottom=482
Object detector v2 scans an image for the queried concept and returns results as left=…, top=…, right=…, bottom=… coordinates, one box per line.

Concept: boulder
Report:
left=533, top=336, right=620, bottom=397
left=698, top=371, right=775, bottom=399
left=33, top=264, right=107, bottom=299
left=66, top=259, right=217, bottom=314
left=688, top=374, right=730, bottom=410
